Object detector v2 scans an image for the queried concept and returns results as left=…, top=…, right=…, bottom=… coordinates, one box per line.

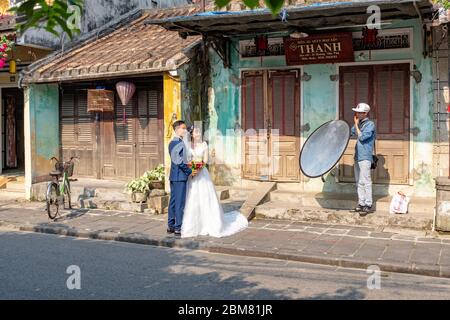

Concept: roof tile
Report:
left=26, top=6, right=202, bottom=83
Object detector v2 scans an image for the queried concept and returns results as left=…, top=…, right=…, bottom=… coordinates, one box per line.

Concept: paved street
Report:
left=1, top=202, right=450, bottom=279
left=1, top=230, right=450, bottom=300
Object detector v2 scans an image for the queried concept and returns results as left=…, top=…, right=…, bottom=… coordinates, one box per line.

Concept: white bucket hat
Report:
left=352, top=103, right=371, bottom=113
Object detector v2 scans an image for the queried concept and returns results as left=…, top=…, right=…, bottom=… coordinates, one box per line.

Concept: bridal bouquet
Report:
left=188, top=160, right=206, bottom=175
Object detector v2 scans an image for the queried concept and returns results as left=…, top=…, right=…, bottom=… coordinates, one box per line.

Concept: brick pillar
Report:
left=435, top=177, right=450, bottom=231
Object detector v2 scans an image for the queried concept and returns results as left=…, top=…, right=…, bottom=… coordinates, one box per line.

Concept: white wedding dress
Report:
left=181, top=141, right=249, bottom=238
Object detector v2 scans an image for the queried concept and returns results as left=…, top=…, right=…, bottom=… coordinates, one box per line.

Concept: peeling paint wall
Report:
left=24, top=84, right=59, bottom=199
left=163, top=72, right=182, bottom=192
left=432, top=25, right=450, bottom=181
left=192, top=18, right=436, bottom=196
left=20, top=0, right=191, bottom=49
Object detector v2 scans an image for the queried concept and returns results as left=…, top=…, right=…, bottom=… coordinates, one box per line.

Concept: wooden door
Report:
left=339, top=64, right=410, bottom=184
left=242, top=71, right=268, bottom=180
left=60, top=90, right=95, bottom=177
left=114, top=95, right=136, bottom=180
left=100, top=111, right=115, bottom=179
left=242, top=70, right=300, bottom=181
left=268, top=70, right=300, bottom=181
left=373, top=64, right=410, bottom=184
left=135, top=89, right=164, bottom=177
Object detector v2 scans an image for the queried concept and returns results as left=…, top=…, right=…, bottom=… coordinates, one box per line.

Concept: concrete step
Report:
left=0, top=190, right=26, bottom=201
left=76, top=196, right=148, bottom=213
left=255, top=201, right=433, bottom=231
left=269, top=190, right=435, bottom=213
left=215, top=186, right=230, bottom=200
left=5, top=181, right=25, bottom=192
left=228, top=187, right=255, bottom=200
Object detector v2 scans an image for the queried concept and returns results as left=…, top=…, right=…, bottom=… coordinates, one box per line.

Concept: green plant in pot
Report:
left=144, top=164, right=165, bottom=189
left=125, top=177, right=151, bottom=203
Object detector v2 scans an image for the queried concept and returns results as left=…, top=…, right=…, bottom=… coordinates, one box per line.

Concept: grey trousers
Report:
left=354, top=160, right=373, bottom=207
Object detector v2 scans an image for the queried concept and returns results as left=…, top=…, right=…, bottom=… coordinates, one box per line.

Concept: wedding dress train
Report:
left=181, top=142, right=248, bottom=238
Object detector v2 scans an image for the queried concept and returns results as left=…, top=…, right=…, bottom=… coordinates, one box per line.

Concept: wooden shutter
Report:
left=271, top=72, right=297, bottom=136
left=339, top=66, right=372, bottom=124
left=339, top=66, right=372, bottom=182
left=339, top=64, right=410, bottom=185
left=61, top=93, right=76, bottom=144
left=115, top=97, right=134, bottom=143
left=60, top=90, right=94, bottom=178
left=243, top=72, right=264, bottom=131
left=136, top=89, right=163, bottom=176
left=374, top=65, right=409, bottom=138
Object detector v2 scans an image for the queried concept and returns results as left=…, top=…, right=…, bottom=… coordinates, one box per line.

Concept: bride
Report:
left=181, top=126, right=249, bottom=238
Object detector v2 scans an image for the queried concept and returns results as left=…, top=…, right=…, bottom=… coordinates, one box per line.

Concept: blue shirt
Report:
left=350, top=118, right=376, bottom=162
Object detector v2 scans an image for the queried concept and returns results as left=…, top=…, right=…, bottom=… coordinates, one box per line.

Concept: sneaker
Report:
left=359, top=206, right=373, bottom=217
left=353, top=204, right=365, bottom=213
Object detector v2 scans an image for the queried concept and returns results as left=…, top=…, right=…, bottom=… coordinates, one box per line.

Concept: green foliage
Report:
left=143, top=164, right=165, bottom=182
left=9, top=0, right=84, bottom=39
left=434, top=0, right=450, bottom=9
left=217, top=1, right=450, bottom=13
left=125, top=164, right=165, bottom=194
left=215, top=0, right=285, bottom=13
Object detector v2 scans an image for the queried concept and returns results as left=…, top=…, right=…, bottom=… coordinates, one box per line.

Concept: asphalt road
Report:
left=1, top=229, right=450, bottom=300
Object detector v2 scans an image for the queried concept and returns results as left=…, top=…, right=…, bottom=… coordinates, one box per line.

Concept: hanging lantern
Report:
left=362, top=26, right=378, bottom=47
left=362, top=27, right=378, bottom=60
left=254, top=35, right=268, bottom=56
left=116, top=81, right=136, bottom=123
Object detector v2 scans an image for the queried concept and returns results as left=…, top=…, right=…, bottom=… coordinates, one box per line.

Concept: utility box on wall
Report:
left=435, top=177, right=450, bottom=232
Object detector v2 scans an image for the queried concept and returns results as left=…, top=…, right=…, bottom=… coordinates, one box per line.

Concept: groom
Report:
left=167, top=120, right=195, bottom=237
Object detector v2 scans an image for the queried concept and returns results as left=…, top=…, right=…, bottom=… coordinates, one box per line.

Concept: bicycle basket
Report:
left=55, top=161, right=75, bottom=177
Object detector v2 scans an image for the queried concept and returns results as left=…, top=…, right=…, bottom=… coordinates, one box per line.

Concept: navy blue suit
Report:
left=168, top=137, right=192, bottom=231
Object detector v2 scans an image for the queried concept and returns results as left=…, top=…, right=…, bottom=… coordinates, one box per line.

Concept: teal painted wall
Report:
left=182, top=18, right=435, bottom=196
left=28, top=83, right=59, bottom=182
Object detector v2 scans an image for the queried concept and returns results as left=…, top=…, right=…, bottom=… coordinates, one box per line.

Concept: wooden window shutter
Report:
left=243, top=73, right=264, bottom=131
left=271, top=73, right=297, bottom=136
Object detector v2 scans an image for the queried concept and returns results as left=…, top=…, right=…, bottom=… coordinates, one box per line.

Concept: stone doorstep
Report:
left=255, top=203, right=433, bottom=231
left=269, top=190, right=435, bottom=213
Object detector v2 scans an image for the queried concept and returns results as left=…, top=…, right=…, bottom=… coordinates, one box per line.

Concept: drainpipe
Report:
left=413, top=0, right=427, bottom=57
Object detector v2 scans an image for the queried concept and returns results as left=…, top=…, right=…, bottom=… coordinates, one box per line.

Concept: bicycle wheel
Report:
left=46, top=182, right=59, bottom=219
left=63, top=179, right=71, bottom=210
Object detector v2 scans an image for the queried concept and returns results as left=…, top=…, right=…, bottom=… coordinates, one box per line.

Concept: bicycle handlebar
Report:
left=49, top=156, right=80, bottom=163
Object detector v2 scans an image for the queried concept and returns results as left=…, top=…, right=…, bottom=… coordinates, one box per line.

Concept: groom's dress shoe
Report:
left=167, top=228, right=175, bottom=234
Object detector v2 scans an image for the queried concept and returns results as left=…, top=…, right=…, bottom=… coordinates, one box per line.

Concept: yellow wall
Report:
left=163, top=72, right=181, bottom=192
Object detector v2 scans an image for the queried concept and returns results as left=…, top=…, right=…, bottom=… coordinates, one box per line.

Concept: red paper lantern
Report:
left=255, top=35, right=268, bottom=55
left=362, top=27, right=378, bottom=47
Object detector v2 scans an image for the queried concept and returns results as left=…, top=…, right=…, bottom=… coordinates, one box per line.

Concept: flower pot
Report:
left=131, top=192, right=148, bottom=203
left=150, top=180, right=164, bottom=190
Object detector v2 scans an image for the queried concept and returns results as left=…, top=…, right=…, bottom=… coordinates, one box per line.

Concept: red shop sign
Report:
left=284, top=32, right=355, bottom=65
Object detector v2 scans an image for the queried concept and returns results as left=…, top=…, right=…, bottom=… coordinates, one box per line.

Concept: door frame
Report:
left=240, top=67, right=302, bottom=182
left=335, top=59, right=414, bottom=186
left=0, top=84, right=21, bottom=175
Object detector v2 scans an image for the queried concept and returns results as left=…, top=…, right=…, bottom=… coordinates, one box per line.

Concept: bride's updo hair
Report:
left=188, top=124, right=208, bottom=144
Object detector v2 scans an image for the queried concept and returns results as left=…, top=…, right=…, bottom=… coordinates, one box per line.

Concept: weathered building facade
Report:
left=22, top=6, right=201, bottom=199
left=151, top=0, right=443, bottom=201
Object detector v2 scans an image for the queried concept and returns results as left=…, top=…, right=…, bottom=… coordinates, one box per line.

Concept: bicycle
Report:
left=46, top=156, right=78, bottom=220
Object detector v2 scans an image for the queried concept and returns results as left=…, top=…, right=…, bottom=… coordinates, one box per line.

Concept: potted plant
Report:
left=125, top=177, right=151, bottom=203
left=144, top=164, right=165, bottom=190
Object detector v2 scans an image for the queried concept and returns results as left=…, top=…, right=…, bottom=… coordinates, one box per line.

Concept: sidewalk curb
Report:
left=1, top=220, right=449, bottom=279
